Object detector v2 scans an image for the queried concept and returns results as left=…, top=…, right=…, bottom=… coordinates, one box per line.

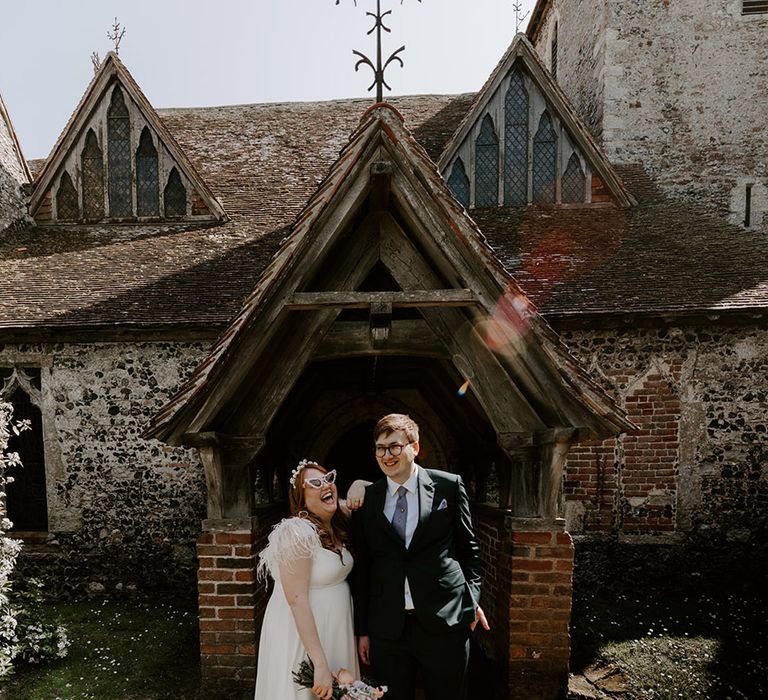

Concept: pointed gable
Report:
left=438, top=34, right=634, bottom=209
left=0, top=91, right=31, bottom=231
left=145, top=104, right=633, bottom=447
left=30, top=53, right=225, bottom=224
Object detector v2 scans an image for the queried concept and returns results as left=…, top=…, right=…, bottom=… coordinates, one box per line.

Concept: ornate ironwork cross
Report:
left=336, top=0, right=422, bottom=103
left=512, top=2, right=530, bottom=33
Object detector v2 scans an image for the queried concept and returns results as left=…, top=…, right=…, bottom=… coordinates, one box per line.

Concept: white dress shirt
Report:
left=384, top=465, right=420, bottom=610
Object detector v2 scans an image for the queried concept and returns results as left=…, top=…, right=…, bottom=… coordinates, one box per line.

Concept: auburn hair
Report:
left=289, top=462, right=350, bottom=551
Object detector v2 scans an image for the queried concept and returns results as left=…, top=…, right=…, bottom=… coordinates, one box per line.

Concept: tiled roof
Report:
left=1, top=94, right=767, bottom=334
left=476, top=165, right=768, bottom=321
left=0, top=95, right=470, bottom=331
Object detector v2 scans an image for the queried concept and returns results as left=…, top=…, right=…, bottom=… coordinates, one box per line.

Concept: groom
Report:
left=352, top=413, right=488, bottom=700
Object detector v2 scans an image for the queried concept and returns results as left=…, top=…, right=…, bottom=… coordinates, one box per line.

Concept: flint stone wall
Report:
left=559, top=323, right=768, bottom=543
left=2, top=341, right=209, bottom=597
left=533, top=0, right=768, bottom=231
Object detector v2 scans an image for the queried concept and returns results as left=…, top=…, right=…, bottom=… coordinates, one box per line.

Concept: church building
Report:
left=1, top=2, right=766, bottom=698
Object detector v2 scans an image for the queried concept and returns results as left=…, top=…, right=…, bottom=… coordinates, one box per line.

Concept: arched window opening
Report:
left=1, top=368, right=47, bottom=533
left=164, top=168, right=187, bottom=217
left=108, top=86, right=132, bottom=217
left=551, top=22, right=559, bottom=80
left=447, top=158, right=470, bottom=209
left=82, top=129, right=104, bottom=219
left=136, top=127, right=160, bottom=217
left=56, top=171, right=78, bottom=220
left=562, top=153, right=586, bottom=203
left=475, top=114, right=499, bottom=207
left=504, top=71, right=529, bottom=205
left=533, top=111, right=557, bottom=204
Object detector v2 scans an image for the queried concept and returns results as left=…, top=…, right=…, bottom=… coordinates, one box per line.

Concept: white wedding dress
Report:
left=254, top=517, right=359, bottom=699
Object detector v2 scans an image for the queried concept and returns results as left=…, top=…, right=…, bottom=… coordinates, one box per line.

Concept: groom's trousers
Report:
left=370, top=613, right=470, bottom=700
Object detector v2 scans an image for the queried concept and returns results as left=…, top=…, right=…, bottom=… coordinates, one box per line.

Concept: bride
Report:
left=254, top=460, right=366, bottom=700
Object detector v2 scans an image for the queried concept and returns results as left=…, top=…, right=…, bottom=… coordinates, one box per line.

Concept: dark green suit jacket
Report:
left=352, top=467, right=482, bottom=640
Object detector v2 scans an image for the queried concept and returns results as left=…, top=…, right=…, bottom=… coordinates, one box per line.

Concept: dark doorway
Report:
left=5, top=385, right=48, bottom=532
left=324, top=421, right=381, bottom=496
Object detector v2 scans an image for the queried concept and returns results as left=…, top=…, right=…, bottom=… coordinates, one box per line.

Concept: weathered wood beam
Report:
left=286, top=289, right=479, bottom=310
left=185, top=432, right=265, bottom=519
left=314, top=320, right=446, bottom=358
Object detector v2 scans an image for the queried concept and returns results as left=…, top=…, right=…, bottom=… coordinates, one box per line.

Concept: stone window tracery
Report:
left=532, top=110, right=557, bottom=204
left=447, top=158, right=470, bottom=208
left=56, top=172, right=78, bottom=220
left=136, top=128, right=160, bottom=217
left=82, top=129, right=105, bottom=220
left=108, top=86, right=132, bottom=218
left=164, top=168, right=187, bottom=217
left=475, top=114, right=499, bottom=207
left=504, top=71, right=529, bottom=206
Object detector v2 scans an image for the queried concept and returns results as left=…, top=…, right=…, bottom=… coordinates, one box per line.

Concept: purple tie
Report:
left=392, top=486, right=408, bottom=542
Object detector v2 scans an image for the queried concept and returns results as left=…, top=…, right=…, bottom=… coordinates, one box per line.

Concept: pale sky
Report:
left=1, top=0, right=536, bottom=160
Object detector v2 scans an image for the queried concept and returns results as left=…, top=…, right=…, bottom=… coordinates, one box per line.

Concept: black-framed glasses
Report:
left=303, top=470, right=337, bottom=489
left=375, top=442, right=412, bottom=458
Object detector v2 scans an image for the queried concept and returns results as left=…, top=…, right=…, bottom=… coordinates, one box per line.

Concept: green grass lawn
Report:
left=0, top=601, right=200, bottom=700
left=3, top=588, right=766, bottom=699
left=571, top=587, right=768, bottom=699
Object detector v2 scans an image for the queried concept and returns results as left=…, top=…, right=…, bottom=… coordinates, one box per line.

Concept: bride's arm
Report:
left=340, top=479, right=371, bottom=516
left=279, top=557, right=334, bottom=700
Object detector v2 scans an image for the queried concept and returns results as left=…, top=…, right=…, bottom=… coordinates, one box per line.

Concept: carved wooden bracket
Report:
left=184, top=432, right=265, bottom=519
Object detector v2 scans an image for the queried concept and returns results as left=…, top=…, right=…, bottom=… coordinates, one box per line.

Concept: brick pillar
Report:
left=508, top=522, right=574, bottom=700
left=197, top=509, right=282, bottom=699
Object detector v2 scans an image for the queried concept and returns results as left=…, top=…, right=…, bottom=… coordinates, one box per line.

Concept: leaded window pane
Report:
left=108, top=86, right=132, bottom=217
left=504, top=71, right=529, bottom=205
left=82, top=129, right=104, bottom=219
left=136, top=128, right=159, bottom=217
left=164, top=168, right=186, bottom=217
left=562, top=152, right=586, bottom=203
left=56, top=171, right=78, bottom=220
left=475, top=114, right=499, bottom=207
left=533, top=111, right=557, bottom=204
left=447, top=158, right=470, bottom=208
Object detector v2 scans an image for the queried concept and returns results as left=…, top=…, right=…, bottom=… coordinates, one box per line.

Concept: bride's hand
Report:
left=312, top=663, right=334, bottom=700
left=345, top=479, right=370, bottom=511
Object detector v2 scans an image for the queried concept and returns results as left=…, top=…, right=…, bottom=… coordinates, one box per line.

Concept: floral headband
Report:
left=289, top=459, right=314, bottom=488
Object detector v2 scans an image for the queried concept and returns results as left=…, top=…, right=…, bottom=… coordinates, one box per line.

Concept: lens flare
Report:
left=457, top=378, right=471, bottom=396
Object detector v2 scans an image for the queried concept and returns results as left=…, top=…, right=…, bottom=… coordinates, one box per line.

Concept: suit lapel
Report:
left=408, top=467, right=435, bottom=551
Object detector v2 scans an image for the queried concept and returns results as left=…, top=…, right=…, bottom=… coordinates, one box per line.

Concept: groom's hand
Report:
left=470, top=606, right=490, bottom=632
left=358, top=635, right=371, bottom=666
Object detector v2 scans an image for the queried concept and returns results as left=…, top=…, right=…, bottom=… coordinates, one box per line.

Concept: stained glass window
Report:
left=164, top=168, right=186, bottom=217
left=81, top=129, right=104, bottom=219
left=108, top=86, right=132, bottom=217
left=533, top=111, right=557, bottom=204
left=136, top=127, right=159, bottom=217
left=562, top=152, right=586, bottom=203
left=56, top=171, right=78, bottom=220
left=447, top=158, right=470, bottom=208
left=475, top=114, right=499, bottom=207
left=504, top=71, right=529, bottom=205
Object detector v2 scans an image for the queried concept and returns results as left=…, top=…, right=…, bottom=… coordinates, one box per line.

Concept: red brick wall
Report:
left=473, top=507, right=573, bottom=700
left=563, top=367, right=681, bottom=536
left=197, top=508, right=283, bottom=698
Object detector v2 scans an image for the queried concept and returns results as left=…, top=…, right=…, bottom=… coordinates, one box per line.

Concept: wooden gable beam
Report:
left=286, top=289, right=479, bottom=309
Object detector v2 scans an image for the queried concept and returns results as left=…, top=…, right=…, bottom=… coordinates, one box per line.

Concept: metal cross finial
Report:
left=336, top=0, right=422, bottom=103
left=107, top=17, right=126, bottom=55
left=512, top=3, right=530, bottom=33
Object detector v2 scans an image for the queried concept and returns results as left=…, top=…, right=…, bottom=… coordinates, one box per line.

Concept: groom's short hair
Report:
left=374, top=413, right=419, bottom=443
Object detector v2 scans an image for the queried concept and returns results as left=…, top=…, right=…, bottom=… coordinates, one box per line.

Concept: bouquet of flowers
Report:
left=293, top=657, right=387, bottom=699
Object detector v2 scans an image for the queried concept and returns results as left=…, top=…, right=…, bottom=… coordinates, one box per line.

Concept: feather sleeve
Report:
left=256, top=517, right=320, bottom=582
